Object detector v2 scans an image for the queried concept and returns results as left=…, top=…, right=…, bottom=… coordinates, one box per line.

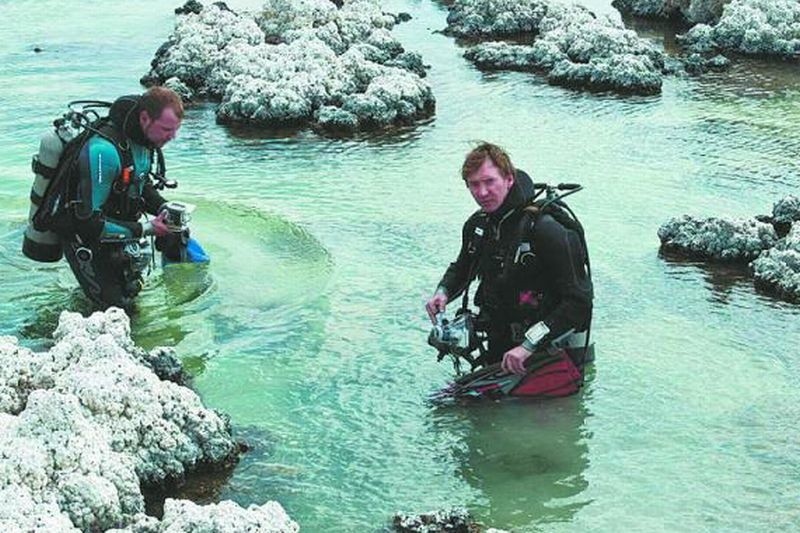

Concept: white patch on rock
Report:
left=447, top=0, right=664, bottom=95
left=0, top=309, right=296, bottom=531
left=752, top=224, right=800, bottom=301
left=145, top=0, right=433, bottom=132
left=657, top=215, right=776, bottom=261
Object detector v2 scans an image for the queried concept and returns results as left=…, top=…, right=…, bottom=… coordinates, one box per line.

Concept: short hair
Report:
left=461, top=142, right=515, bottom=181
left=140, top=86, right=184, bottom=121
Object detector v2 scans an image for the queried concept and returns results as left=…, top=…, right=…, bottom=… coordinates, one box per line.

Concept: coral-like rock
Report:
left=0, top=485, right=78, bottom=532
left=680, top=0, right=800, bottom=58
left=752, top=225, right=800, bottom=301
left=0, top=390, right=142, bottom=531
left=163, top=77, right=194, bottom=102
left=0, top=309, right=294, bottom=531
left=445, top=0, right=549, bottom=37
left=657, top=215, right=776, bottom=261
left=157, top=499, right=298, bottom=532
left=144, top=0, right=432, bottom=132
left=772, top=195, right=800, bottom=225
left=612, top=0, right=730, bottom=24
left=447, top=0, right=664, bottom=95
left=394, top=507, right=497, bottom=532
left=464, top=42, right=541, bottom=70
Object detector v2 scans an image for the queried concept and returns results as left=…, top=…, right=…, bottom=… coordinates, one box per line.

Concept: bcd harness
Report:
left=32, top=107, right=169, bottom=242
left=452, top=195, right=591, bottom=369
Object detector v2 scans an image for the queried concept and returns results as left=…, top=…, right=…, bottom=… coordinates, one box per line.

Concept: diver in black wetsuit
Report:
left=425, top=142, right=593, bottom=380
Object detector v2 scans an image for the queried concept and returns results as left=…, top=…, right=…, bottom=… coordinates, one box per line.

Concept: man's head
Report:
left=461, top=142, right=515, bottom=214
left=138, top=86, right=184, bottom=148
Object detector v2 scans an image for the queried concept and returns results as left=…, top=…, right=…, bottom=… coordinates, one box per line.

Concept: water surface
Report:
left=1, top=0, right=799, bottom=531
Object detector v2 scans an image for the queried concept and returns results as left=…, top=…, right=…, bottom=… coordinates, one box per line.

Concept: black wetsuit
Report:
left=437, top=170, right=593, bottom=367
left=63, top=96, right=167, bottom=311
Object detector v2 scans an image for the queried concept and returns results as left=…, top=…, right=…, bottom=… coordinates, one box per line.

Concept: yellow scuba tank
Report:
left=22, top=121, right=76, bottom=262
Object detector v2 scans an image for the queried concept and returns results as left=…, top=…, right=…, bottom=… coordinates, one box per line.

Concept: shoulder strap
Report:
left=93, top=119, right=134, bottom=171
left=458, top=214, right=489, bottom=313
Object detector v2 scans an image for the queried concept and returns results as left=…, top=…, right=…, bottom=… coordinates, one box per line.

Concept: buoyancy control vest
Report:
left=23, top=99, right=166, bottom=262
left=464, top=192, right=592, bottom=334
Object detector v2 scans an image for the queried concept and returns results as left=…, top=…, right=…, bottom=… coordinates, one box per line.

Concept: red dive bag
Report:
left=511, top=349, right=582, bottom=398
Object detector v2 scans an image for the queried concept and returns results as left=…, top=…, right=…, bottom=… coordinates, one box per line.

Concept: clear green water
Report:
left=1, top=1, right=799, bottom=531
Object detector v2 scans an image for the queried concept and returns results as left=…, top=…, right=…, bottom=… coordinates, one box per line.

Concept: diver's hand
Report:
left=501, top=345, right=533, bottom=375
left=143, top=211, right=169, bottom=237
left=425, top=291, right=448, bottom=324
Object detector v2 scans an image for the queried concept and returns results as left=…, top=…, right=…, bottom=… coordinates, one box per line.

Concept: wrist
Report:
left=521, top=339, right=536, bottom=353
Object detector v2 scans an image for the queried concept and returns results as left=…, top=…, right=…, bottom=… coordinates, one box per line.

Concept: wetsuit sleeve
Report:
left=534, top=215, right=593, bottom=337
left=73, top=137, right=143, bottom=241
left=142, top=180, right=167, bottom=215
left=437, top=221, right=474, bottom=300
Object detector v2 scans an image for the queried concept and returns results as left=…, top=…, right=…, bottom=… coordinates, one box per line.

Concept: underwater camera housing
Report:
left=427, top=311, right=480, bottom=359
left=162, top=201, right=195, bottom=232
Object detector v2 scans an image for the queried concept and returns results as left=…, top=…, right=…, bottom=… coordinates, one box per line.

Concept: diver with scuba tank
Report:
left=23, top=86, right=201, bottom=311
left=425, top=142, right=593, bottom=400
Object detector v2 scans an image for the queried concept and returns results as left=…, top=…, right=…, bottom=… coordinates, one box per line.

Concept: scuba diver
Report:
left=425, top=142, right=593, bottom=401
left=23, top=86, right=203, bottom=312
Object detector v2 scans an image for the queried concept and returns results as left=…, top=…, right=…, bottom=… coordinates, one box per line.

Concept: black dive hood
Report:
left=490, top=168, right=535, bottom=221
left=109, top=94, right=152, bottom=149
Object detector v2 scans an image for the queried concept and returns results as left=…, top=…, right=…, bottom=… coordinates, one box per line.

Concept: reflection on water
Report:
left=432, top=396, right=591, bottom=530
left=1, top=0, right=800, bottom=531
left=659, top=248, right=754, bottom=305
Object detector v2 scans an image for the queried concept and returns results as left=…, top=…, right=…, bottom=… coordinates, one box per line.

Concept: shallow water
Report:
left=1, top=0, right=799, bottom=531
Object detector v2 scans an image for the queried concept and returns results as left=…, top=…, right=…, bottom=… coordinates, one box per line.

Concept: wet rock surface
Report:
left=752, top=225, right=800, bottom=302
left=680, top=0, right=800, bottom=58
left=612, top=0, right=730, bottom=24
left=144, top=0, right=434, bottom=133
left=659, top=196, right=800, bottom=302
left=444, top=0, right=664, bottom=95
left=657, top=215, right=776, bottom=262
left=393, top=508, right=498, bottom=532
left=616, top=0, right=800, bottom=61
left=0, top=308, right=297, bottom=532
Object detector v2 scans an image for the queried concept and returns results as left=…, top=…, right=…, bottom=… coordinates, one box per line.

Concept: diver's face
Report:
left=140, top=107, right=181, bottom=148
left=465, top=158, right=514, bottom=214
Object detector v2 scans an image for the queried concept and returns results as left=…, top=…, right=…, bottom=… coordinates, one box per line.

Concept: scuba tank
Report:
left=22, top=119, right=78, bottom=262
left=22, top=100, right=114, bottom=263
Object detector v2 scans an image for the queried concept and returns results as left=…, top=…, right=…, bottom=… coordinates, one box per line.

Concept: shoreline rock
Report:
left=143, top=0, right=434, bottom=133
left=0, top=308, right=297, bottom=532
left=444, top=0, right=665, bottom=95
left=658, top=195, right=800, bottom=302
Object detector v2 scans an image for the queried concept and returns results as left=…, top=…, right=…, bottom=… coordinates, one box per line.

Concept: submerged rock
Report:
left=752, top=225, right=800, bottom=302
left=445, top=0, right=664, bottom=95
left=658, top=215, right=776, bottom=261
left=143, top=0, right=433, bottom=133
left=0, top=309, right=296, bottom=531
